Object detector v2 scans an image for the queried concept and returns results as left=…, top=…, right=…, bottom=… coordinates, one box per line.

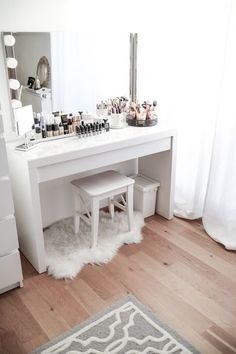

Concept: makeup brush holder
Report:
left=126, top=114, right=158, bottom=127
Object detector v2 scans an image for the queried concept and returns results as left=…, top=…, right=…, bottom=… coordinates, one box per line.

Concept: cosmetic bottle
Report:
left=72, top=116, right=78, bottom=132
left=68, top=118, right=73, bottom=134
left=61, top=114, right=68, bottom=124
left=103, top=119, right=109, bottom=132
left=63, top=123, right=69, bottom=134
left=42, top=125, right=46, bottom=138
left=30, top=125, right=36, bottom=141
left=52, top=123, right=59, bottom=136
left=99, top=123, right=102, bottom=134
left=76, top=126, right=81, bottom=138
left=35, top=126, right=42, bottom=139
left=35, top=76, right=41, bottom=90
left=40, top=112, right=45, bottom=127
left=59, top=122, right=64, bottom=135
left=80, top=125, right=85, bottom=137
left=46, top=124, right=53, bottom=137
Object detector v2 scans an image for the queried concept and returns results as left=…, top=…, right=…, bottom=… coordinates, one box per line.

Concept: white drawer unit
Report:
left=0, top=177, right=14, bottom=218
left=0, top=113, right=23, bottom=293
left=0, top=251, right=23, bottom=294
left=0, top=216, right=18, bottom=256
left=0, top=137, right=9, bottom=178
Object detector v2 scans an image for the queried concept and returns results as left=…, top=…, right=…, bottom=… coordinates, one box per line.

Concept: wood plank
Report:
left=130, top=251, right=236, bottom=337
left=146, top=219, right=236, bottom=281
left=0, top=215, right=235, bottom=354
left=31, top=275, right=89, bottom=327
left=17, top=279, right=70, bottom=339
left=0, top=329, right=26, bottom=354
left=141, top=226, right=236, bottom=297
left=167, top=260, right=236, bottom=315
left=80, top=264, right=125, bottom=301
left=67, top=278, right=107, bottom=315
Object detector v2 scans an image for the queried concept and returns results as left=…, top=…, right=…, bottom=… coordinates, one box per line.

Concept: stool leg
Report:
left=91, top=198, right=99, bottom=248
left=108, top=197, right=114, bottom=220
left=74, top=192, right=80, bottom=234
left=127, top=185, right=134, bottom=231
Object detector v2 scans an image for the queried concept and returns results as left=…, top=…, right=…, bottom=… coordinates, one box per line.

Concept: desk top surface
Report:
left=7, top=125, right=176, bottom=169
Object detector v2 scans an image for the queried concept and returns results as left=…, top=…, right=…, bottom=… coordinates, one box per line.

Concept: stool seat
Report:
left=71, top=170, right=134, bottom=197
left=71, top=170, right=134, bottom=248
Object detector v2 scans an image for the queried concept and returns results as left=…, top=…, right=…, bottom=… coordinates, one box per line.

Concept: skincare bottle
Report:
left=68, top=118, right=73, bottom=134
left=46, top=124, right=53, bottom=137
left=35, top=76, right=41, bottom=90
left=103, top=119, right=109, bottom=132
left=72, top=116, right=78, bottom=132
left=35, top=126, right=42, bottom=139
left=59, top=122, right=64, bottom=135
left=30, top=125, right=36, bottom=141
left=61, top=114, right=68, bottom=124
left=42, top=125, right=46, bottom=138
left=63, top=123, right=69, bottom=134
left=52, top=123, right=59, bottom=136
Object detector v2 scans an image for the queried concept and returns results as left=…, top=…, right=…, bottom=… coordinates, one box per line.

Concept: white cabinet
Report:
left=0, top=114, right=23, bottom=294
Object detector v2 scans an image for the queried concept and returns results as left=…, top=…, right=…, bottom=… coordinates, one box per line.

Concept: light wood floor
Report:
left=0, top=215, right=236, bottom=354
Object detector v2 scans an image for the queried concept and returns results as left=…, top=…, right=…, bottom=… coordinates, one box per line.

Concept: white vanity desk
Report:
left=7, top=125, right=176, bottom=273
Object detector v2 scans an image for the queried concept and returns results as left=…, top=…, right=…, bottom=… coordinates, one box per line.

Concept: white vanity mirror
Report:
left=4, top=31, right=130, bottom=118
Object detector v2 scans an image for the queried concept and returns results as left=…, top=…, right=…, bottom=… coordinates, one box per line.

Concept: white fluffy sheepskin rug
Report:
left=44, top=211, right=144, bottom=279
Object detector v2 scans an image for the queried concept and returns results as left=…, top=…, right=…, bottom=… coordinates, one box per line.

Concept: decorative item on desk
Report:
left=127, top=100, right=158, bottom=127
left=110, top=112, right=127, bottom=129
left=76, top=119, right=109, bottom=139
left=27, top=76, right=35, bottom=89
left=14, top=105, right=36, bottom=151
left=96, top=96, right=129, bottom=128
left=36, top=56, right=50, bottom=88
left=34, top=76, right=41, bottom=90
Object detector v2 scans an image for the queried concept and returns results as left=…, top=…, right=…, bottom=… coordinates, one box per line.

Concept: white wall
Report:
left=14, top=32, right=51, bottom=87
left=0, top=0, right=232, bottom=141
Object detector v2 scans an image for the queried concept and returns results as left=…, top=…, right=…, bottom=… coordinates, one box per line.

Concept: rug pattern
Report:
left=33, top=296, right=199, bottom=354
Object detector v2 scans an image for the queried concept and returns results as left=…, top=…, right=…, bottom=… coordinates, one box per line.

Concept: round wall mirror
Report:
left=36, top=56, right=50, bottom=88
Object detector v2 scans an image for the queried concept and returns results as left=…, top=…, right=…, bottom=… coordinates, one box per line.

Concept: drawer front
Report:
left=0, top=137, right=8, bottom=178
left=0, top=216, right=18, bottom=256
left=0, top=251, right=23, bottom=292
left=0, top=178, right=14, bottom=218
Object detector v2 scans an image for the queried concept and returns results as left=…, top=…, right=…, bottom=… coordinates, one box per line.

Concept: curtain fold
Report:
left=137, top=0, right=230, bottom=219
left=50, top=31, right=129, bottom=114
left=203, top=0, right=236, bottom=249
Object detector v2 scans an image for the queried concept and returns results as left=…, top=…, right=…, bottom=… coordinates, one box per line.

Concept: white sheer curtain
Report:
left=138, top=0, right=236, bottom=249
left=137, top=0, right=231, bottom=219
left=203, top=0, right=236, bottom=249
left=50, top=31, right=129, bottom=113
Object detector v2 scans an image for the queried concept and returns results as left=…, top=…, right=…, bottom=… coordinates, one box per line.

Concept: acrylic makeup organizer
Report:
left=126, top=115, right=157, bottom=127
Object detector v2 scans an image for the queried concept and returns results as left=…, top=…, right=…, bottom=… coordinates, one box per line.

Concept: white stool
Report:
left=71, top=170, right=134, bottom=248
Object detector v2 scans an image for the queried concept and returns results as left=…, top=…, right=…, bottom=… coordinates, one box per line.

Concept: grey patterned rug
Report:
left=32, top=295, right=199, bottom=354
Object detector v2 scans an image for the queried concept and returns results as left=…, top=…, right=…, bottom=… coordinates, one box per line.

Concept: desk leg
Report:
left=138, top=136, right=176, bottom=219
left=8, top=154, right=46, bottom=273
